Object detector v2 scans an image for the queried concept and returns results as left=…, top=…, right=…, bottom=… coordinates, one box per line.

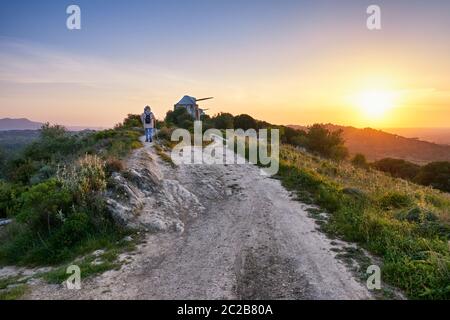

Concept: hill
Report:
left=0, top=118, right=106, bottom=132
left=382, top=127, right=450, bottom=145
left=288, top=124, right=450, bottom=164
left=0, top=118, right=43, bottom=131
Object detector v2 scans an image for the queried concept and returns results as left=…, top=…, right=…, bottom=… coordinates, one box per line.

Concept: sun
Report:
left=355, top=90, right=396, bottom=118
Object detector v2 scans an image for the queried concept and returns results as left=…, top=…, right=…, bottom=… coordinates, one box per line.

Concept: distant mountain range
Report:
left=0, top=118, right=43, bottom=131
left=0, top=118, right=105, bottom=131
left=288, top=124, right=450, bottom=165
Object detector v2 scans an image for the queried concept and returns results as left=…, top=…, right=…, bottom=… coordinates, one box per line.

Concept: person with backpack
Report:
left=141, top=106, right=155, bottom=142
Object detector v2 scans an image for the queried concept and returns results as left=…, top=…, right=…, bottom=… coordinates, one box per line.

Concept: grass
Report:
left=277, top=144, right=450, bottom=299
left=42, top=234, right=139, bottom=284
left=154, top=144, right=176, bottom=167
left=0, top=233, right=141, bottom=300
left=0, top=275, right=30, bottom=300
left=0, top=284, right=28, bottom=300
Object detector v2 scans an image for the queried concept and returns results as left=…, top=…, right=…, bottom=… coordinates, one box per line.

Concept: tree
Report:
left=305, top=124, right=348, bottom=160
left=234, top=114, right=257, bottom=131
left=39, top=123, right=67, bottom=140
left=212, top=113, right=234, bottom=129
left=165, top=108, right=193, bottom=130
left=121, top=114, right=142, bottom=129
left=280, top=126, right=307, bottom=146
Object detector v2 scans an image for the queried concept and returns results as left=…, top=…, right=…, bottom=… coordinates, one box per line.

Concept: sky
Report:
left=1, top=0, right=450, bottom=128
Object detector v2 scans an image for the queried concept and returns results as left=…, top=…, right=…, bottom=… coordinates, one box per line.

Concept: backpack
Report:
left=145, top=112, right=153, bottom=124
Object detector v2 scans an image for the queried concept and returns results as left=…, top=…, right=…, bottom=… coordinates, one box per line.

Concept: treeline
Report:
left=162, top=109, right=349, bottom=160
left=371, top=158, right=450, bottom=192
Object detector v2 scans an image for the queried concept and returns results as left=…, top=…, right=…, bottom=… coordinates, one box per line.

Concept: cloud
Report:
left=0, top=37, right=204, bottom=92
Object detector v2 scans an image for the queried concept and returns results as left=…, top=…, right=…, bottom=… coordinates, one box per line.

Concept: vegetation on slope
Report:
left=0, top=118, right=142, bottom=266
left=373, top=158, right=450, bottom=192
left=278, top=145, right=450, bottom=299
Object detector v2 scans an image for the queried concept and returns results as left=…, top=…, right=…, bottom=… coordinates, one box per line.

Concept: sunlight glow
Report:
left=354, top=90, right=397, bottom=118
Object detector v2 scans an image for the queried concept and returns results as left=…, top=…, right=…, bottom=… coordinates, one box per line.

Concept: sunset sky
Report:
left=1, top=0, right=450, bottom=128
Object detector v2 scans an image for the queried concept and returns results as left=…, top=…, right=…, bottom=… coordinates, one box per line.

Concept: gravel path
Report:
left=23, top=139, right=372, bottom=300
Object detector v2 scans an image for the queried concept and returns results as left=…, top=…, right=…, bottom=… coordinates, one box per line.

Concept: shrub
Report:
left=372, top=158, right=420, bottom=180
left=23, top=124, right=77, bottom=162
left=58, top=154, right=106, bottom=204
left=15, top=179, right=73, bottom=235
left=351, top=153, right=369, bottom=169
left=156, top=126, right=174, bottom=141
left=49, top=212, right=90, bottom=247
left=105, top=158, right=124, bottom=175
left=0, top=182, right=14, bottom=218
left=414, top=161, right=450, bottom=192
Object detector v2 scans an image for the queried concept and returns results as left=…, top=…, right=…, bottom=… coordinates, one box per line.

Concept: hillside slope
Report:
left=289, top=124, right=450, bottom=164
left=23, top=137, right=372, bottom=300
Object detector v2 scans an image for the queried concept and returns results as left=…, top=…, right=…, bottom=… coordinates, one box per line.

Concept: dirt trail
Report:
left=24, top=138, right=372, bottom=300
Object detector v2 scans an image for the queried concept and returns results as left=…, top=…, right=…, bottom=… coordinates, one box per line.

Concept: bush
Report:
left=414, top=162, right=450, bottom=192
left=15, top=179, right=73, bottom=235
left=58, top=154, right=106, bottom=204
left=23, top=123, right=77, bottom=162
left=156, top=126, right=175, bottom=141
left=351, top=153, right=369, bottom=169
left=0, top=155, right=117, bottom=265
left=0, top=182, right=15, bottom=218
left=372, top=158, right=420, bottom=180
left=49, top=212, right=90, bottom=247
left=105, top=158, right=124, bottom=175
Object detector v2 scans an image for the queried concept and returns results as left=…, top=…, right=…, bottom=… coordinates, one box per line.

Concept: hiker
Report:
left=141, top=106, right=155, bottom=142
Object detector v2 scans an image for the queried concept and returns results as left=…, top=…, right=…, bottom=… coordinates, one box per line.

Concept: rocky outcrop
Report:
left=106, top=146, right=204, bottom=232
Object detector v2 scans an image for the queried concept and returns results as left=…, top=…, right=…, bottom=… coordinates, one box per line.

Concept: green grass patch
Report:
left=0, top=284, right=28, bottom=300
left=277, top=145, right=450, bottom=299
left=154, top=144, right=176, bottom=168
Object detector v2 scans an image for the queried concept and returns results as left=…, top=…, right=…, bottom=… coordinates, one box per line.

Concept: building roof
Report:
left=176, top=95, right=196, bottom=106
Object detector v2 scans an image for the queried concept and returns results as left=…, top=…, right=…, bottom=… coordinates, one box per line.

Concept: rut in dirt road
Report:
left=24, top=138, right=372, bottom=300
